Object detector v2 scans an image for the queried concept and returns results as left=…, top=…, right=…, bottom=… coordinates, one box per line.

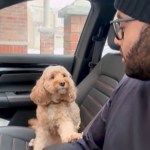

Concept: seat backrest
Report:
left=77, top=52, right=124, bottom=131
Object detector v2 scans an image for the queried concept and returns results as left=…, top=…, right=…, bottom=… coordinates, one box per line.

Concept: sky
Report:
left=50, top=0, right=75, bottom=10
left=28, top=0, right=76, bottom=11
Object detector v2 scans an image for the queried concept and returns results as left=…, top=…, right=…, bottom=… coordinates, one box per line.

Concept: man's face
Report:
left=114, top=11, right=150, bottom=80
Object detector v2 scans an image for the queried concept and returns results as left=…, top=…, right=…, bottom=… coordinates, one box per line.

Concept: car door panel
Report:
left=0, top=54, right=74, bottom=109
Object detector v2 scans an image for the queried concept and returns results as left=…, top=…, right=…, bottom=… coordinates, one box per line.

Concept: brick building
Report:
left=0, top=3, right=28, bottom=54
left=58, top=0, right=90, bottom=54
left=0, top=0, right=90, bottom=55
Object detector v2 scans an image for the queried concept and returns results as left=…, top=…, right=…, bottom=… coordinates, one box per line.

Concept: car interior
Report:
left=0, top=0, right=125, bottom=149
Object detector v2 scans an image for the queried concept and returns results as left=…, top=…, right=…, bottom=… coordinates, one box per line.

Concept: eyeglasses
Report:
left=110, top=18, right=135, bottom=40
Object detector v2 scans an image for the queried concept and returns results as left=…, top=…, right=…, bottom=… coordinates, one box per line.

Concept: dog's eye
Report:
left=50, top=74, right=55, bottom=79
left=63, top=74, right=66, bottom=77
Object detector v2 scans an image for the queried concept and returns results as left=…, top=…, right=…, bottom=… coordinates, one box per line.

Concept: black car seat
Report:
left=0, top=26, right=124, bottom=149
left=77, top=52, right=123, bottom=131
left=77, top=25, right=123, bottom=131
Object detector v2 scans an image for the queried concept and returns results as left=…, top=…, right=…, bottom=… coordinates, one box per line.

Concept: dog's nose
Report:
left=60, top=82, right=65, bottom=87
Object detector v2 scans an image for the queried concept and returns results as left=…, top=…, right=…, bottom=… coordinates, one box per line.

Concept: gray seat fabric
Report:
left=0, top=52, right=124, bottom=149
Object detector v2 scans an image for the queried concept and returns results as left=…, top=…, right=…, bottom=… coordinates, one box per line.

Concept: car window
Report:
left=102, top=40, right=117, bottom=57
left=0, top=0, right=91, bottom=55
left=102, top=14, right=118, bottom=57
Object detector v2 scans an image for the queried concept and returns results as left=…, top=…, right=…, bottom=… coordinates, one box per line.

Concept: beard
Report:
left=123, top=25, right=150, bottom=80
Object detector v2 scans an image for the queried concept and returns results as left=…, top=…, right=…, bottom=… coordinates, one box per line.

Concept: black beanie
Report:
left=114, top=0, right=150, bottom=24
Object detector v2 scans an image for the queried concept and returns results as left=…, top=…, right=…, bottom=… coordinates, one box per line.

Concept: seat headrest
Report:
left=107, top=25, right=120, bottom=50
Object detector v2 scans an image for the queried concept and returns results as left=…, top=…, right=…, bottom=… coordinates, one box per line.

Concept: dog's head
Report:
left=30, top=65, right=77, bottom=106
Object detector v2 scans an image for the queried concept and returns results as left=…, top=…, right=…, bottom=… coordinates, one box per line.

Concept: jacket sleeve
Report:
left=44, top=100, right=111, bottom=150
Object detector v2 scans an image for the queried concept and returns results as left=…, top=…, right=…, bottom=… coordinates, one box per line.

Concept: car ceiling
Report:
left=0, top=0, right=32, bottom=9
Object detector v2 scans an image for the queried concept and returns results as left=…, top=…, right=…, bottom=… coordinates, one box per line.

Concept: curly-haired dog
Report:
left=28, top=65, right=82, bottom=150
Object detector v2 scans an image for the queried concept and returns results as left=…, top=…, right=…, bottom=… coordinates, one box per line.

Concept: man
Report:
left=44, top=0, right=150, bottom=149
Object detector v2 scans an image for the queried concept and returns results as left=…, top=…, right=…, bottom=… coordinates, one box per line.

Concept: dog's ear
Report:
left=30, top=76, right=51, bottom=106
left=68, top=80, right=77, bottom=102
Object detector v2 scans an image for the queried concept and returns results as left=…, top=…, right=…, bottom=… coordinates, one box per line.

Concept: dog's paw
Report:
left=28, top=138, right=35, bottom=147
left=70, top=132, right=83, bottom=142
left=61, top=132, right=83, bottom=143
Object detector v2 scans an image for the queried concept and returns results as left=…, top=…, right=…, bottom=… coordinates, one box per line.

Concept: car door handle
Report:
left=5, top=92, right=34, bottom=107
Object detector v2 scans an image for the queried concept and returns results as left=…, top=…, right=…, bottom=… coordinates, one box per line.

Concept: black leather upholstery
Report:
left=77, top=52, right=124, bottom=131
left=0, top=126, right=34, bottom=150
left=0, top=52, right=124, bottom=150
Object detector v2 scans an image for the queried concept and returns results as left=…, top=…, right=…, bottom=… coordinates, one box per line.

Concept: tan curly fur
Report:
left=28, top=65, right=82, bottom=150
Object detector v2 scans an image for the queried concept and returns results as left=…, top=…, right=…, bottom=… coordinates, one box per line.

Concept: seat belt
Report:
left=89, top=27, right=105, bottom=70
